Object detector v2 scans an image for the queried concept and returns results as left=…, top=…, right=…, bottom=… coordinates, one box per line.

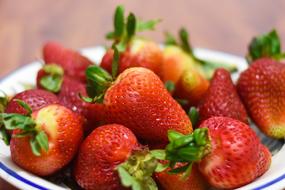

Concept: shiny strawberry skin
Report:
left=43, top=42, right=93, bottom=82
left=5, top=89, right=59, bottom=115
left=198, top=68, right=248, bottom=123
left=173, top=68, right=209, bottom=107
left=100, top=38, right=163, bottom=76
left=198, top=117, right=269, bottom=189
left=256, top=144, right=271, bottom=178
left=10, top=104, right=83, bottom=176
left=74, top=124, right=138, bottom=190
left=237, top=58, right=285, bottom=138
left=104, top=67, right=192, bottom=146
left=155, top=163, right=209, bottom=190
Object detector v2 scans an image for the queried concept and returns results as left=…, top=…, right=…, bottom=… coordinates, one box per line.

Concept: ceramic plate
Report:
left=0, top=47, right=285, bottom=190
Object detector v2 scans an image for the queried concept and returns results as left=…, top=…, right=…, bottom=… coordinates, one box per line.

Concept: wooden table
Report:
left=0, top=0, right=285, bottom=189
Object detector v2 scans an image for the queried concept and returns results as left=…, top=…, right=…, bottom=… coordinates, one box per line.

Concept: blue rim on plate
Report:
left=0, top=162, right=48, bottom=190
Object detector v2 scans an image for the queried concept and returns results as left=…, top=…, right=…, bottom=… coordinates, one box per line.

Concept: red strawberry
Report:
left=43, top=41, right=93, bottom=82
left=2, top=104, right=83, bottom=176
left=5, top=89, right=59, bottom=115
left=36, top=66, right=105, bottom=133
left=198, top=117, right=269, bottom=189
left=237, top=58, right=285, bottom=138
left=155, top=163, right=209, bottom=190
left=164, top=117, right=271, bottom=189
left=86, top=66, right=192, bottom=146
left=256, top=144, right=271, bottom=177
left=198, top=68, right=248, bottom=123
left=74, top=124, right=160, bottom=190
left=100, top=6, right=163, bottom=78
left=100, top=38, right=163, bottom=76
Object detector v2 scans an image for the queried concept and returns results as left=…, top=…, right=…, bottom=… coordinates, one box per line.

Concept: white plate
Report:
left=0, top=47, right=285, bottom=190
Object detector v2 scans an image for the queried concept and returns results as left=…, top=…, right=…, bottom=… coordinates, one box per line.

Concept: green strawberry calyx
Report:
left=0, top=91, right=10, bottom=145
left=84, top=65, right=113, bottom=103
left=188, top=107, right=199, bottom=128
left=117, top=148, right=167, bottom=190
left=164, top=80, right=176, bottom=94
left=247, top=29, right=285, bottom=63
left=165, top=28, right=237, bottom=79
left=163, top=128, right=211, bottom=178
left=40, top=64, right=64, bottom=93
left=0, top=99, right=49, bottom=156
left=106, top=5, right=161, bottom=53
left=83, top=46, right=120, bottom=103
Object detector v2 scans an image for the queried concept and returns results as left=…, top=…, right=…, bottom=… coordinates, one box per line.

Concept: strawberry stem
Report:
left=111, top=46, right=120, bottom=79
left=0, top=101, right=49, bottom=156
left=164, top=80, right=175, bottom=93
left=40, top=64, right=64, bottom=93
left=247, top=29, right=285, bottom=63
left=106, top=5, right=160, bottom=52
left=188, top=107, right=199, bottom=127
left=85, top=65, right=113, bottom=103
left=164, top=128, right=211, bottom=174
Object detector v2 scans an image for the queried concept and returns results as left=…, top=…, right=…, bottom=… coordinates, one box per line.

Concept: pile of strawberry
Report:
left=1, top=5, right=285, bottom=190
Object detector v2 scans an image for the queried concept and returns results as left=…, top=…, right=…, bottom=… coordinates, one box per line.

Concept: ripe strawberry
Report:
left=155, top=163, right=209, bottom=190
left=256, top=144, right=271, bottom=178
left=2, top=104, right=83, bottom=176
left=74, top=124, right=160, bottom=190
left=5, top=89, right=59, bottom=115
left=43, top=41, right=93, bottom=82
left=237, top=58, right=285, bottom=138
left=198, top=68, right=248, bottom=123
left=100, top=6, right=163, bottom=78
left=36, top=65, right=105, bottom=133
left=237, top=29, right=285, bottom=139
left=101, top=38, right=163, bottom=76
left=164, top=117, right=271, bottom=189
left=86, top=66, right=192, bottom=146
left=198, top=117, right=269, bottom=189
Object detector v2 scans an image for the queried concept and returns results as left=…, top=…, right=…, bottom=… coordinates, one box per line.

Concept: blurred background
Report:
left=0, top=0, right=285, bottom=78
left=0, top=0, right=285, bottom=189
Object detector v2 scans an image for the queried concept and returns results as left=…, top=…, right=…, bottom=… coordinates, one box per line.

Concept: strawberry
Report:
left=237, top=58, right=285, bottom=138
left=100, top=6, right=163, bottom=78
left=74, top=124, right=161, bottom=190
left=1, top=103, right=83, bottom=176
left=163, top=117, right=271, bottom=189
left=101, top=39, right=163, bottom=77
left=198, top=68, right=248, bottom=123
left=43, top=41, right=93, bottom=82
left=237, top=30, right=285, bottom=138
left=155, top=163, right=209, bottom=190
left=36, top=65, right=105, bottom=133
left=5, top=89, right=59, bottom=115
left=163, top=29, right=238, bottom=81
left=173, top=68, right=209, bottom=107
left=256, top=144, right=271, bottom=178
left=85, top=66, right=192, bottom=147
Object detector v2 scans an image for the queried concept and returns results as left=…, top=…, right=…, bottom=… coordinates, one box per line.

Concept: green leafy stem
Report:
left=0, top=99, right=49, bottom=156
